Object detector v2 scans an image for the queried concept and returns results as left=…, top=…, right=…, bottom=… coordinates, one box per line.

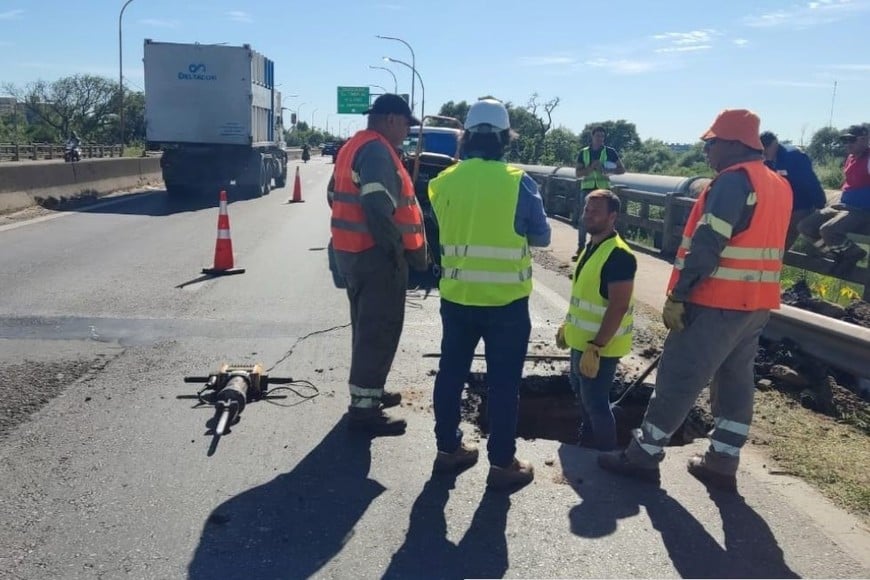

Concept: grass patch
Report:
left=752, top=389, right=870, bottom=520
left=780, top=265, right=864, bottom=306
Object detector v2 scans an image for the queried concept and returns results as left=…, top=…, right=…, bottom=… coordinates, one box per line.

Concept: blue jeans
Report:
left=433, top=297, right=531, bottom=467
left=568, top=349, right=619, bottom=451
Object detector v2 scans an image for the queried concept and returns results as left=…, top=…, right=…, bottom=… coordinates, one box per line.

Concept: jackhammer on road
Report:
left=181, top=363, right=316, bottom=446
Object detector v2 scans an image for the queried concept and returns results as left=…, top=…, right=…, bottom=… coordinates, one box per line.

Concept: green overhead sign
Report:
left=337, top=86, right=370, bottom=114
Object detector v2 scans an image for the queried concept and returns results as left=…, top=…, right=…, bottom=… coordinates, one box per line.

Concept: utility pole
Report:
left=828, top=80, right=838, bottom=128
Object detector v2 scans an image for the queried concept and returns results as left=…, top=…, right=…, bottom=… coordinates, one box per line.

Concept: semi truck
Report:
left=143, top=39, right=288, bottom=197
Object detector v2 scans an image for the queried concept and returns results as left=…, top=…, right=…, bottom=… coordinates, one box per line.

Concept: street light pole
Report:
left=311, top=108, right=318, bottom=130
left=119, top=0, right=137, bottom=155
left=376, top=35, right=415, bottom=113
left=368, top=65, right=397, bottom=93
left=384, top=57, right=424, bottom=121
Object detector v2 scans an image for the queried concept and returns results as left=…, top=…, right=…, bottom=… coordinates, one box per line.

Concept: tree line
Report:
left=1, top=74, right=862, bottom=188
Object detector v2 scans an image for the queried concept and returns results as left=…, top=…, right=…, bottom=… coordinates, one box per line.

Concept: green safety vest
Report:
left=564, top=234, right=634, bottom=356
left=580, top=147, right=610, bottom=190
left=429, top=158, right=533, bottom=306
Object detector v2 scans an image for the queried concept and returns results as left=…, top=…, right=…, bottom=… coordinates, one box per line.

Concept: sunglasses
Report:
left=841, top=136, right=858, bottom=144
left=703, top=138, right=720, bottom=152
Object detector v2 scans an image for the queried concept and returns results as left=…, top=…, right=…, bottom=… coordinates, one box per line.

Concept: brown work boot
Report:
left=486, top=458, right=534, bottom=491
left=597, top=450, right=661, bottom=485
left=347, top=407, right=406, bottom=437
left=380, top=390, right=402, bottom=409
left=687, top=454, right=737, bottom=492
left=433, top=442, right=479, bottom=474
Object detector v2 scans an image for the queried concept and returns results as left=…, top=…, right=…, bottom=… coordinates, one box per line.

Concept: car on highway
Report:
left=320, top=140, right=346, bottom=163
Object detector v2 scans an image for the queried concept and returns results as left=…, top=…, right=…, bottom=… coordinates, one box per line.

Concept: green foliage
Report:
left=621, top=139, right=677, bottom=173
left=2, top=74, right=145, bottom=145
left=539, top=126, right=580, bottom=166
left=807, top=126, right=846, bottom=164
left=815, top=159, right=845, bottom=189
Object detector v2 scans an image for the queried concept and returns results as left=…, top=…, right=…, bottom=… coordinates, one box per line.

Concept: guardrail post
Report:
left=31, top=143, right=37, bottom=161
left=661, top=193, right=679, bottom=257
left=13, top=143, right=20, bottom=161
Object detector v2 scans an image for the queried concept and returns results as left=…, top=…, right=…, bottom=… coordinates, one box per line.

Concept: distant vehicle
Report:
left=403, top=125, right=462, bottom=159
left=320, top=140, right=345, bottom=163
left=143, top=39, right=288, bottom=197
left=63, top=142, right=81, bottom=163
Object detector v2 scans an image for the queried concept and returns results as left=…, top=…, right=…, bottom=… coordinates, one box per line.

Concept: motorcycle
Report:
left=63, top=143, right=81, bottom=163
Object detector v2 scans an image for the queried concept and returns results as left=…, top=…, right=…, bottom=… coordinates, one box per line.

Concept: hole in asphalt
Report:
left=462, top=369, right=712, bottom=447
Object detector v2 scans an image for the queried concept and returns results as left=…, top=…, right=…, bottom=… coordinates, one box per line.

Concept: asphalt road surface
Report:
left=1, top=156, right=868, bottom=579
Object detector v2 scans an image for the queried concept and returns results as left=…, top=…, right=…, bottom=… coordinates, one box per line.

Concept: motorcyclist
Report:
left=301, top=143, right=311, bottom=163
left=65, top=131, right=81, bottom=162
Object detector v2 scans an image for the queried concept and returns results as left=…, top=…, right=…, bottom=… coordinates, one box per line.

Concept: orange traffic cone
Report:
left=202, top=190, right=245, bottom=276
left=289, top=166, right=304, bottom=203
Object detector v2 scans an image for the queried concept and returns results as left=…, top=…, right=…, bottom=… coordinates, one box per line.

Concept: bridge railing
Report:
left=0, top=143, right=123, bottom=162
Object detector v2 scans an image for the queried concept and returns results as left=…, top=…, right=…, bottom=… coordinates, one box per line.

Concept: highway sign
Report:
left=337, top=86, right=370, bottom=114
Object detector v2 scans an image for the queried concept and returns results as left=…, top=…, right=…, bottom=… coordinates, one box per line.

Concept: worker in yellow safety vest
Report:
left=428, top=98, right=551, bottom=491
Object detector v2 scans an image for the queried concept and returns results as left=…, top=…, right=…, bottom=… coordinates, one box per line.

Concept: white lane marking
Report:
left=0, top=193, right=152, bottom=233
left=532, top=277, right=570, bottom=312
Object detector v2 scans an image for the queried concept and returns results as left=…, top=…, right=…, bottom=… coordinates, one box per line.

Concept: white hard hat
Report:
left=464, top=98, right=510, bottom=132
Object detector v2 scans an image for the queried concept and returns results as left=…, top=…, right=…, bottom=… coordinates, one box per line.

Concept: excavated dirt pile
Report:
left=781, top=280, right=870, bottom=330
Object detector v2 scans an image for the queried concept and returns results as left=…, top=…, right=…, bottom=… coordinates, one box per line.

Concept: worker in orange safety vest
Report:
left=328, top=94, right=428, bottom=436
left=598, top=109, right=792, bottom=492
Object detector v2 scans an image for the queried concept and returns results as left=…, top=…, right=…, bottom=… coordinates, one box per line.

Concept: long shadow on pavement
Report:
left=187, top=419, right=385, bottom=580
left=382, top=474, right=510, bottom=580
left=560, top=446, right=798, bottom=579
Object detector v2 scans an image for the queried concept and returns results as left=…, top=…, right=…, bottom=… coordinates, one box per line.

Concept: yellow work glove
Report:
left=579, top=343, right=601, bottom=378
left=662, top=295, right=686, bottom=332
left=555, top=323, right=568, bottom=350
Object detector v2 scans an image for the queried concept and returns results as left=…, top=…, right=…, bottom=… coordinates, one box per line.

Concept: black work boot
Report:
left=597, top=450, right=661, bottom=485
left=347, top=407, right=407, bottom=437
left=826, top=243, right=867, bottom=277
left=687, top=454, right=737, bottom=492
left=380, top=390, right=402, bottom=409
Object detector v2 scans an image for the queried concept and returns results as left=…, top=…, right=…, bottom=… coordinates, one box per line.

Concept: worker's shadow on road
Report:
left=559, top=446, right=799, bottom=579
left=187, top=419, right=386, bottom=580
left=382, top=474, right=510, bottom=580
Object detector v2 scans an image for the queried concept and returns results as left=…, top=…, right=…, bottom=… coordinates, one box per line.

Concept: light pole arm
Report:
left=118, top=0, right=136, bottom=153
left=376, top=35, right=416, bottom=114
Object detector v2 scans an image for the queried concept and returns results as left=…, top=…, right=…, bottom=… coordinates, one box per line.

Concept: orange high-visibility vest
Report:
left=668, top=160, right=792, bottom=311
left=330, top=130, right=425, bottom=253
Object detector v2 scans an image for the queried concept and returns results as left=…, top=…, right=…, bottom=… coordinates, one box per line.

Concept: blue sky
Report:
left=1, top=0, right=867, bottom=144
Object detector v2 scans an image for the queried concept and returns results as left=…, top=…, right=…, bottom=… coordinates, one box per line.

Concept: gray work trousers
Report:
left=343, top=258, right=408, bottom=408
left=797, top=205, right=870, bottom=249
left=626, top=304, right=770, bottom=475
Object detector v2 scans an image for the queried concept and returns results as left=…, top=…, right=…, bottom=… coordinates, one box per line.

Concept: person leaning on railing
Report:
left=760, top=130, right=826, bottom=250
left=796, top=124, right=870, bottom=275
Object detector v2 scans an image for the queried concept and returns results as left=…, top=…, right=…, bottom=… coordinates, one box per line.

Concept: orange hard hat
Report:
left=700, top=109, right=763, bottom=150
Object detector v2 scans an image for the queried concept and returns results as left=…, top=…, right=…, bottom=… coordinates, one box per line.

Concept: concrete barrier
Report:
left=0, top=157, right=163, bottom=213
left=0, top=148, right=303, bottom=214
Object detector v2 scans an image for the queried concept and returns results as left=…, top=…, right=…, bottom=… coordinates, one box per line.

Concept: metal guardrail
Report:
left=0, top=143, right=123, bottom=162
left=765, top=305, right=870, bottom=380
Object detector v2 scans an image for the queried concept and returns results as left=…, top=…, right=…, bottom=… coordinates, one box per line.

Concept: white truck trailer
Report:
left=143, top=39, right=288, bottom=197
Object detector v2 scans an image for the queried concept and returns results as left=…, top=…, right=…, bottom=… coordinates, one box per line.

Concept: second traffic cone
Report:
left=289, top=166, right=304, bottom=203
left=202, top=190, right=245, bottom=276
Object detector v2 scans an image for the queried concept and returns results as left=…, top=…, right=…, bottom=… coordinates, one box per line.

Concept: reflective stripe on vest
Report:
left=330, top=130, right=425, bottom=253
left=580, top=147, right=610, bottom=190
left=429, top=159, right=532, bottom=306
left=563, top=234, right=634, bottom=357
left=667, top=160, right=792, bottom=311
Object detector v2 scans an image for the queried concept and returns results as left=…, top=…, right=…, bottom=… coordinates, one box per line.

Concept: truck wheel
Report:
left=257, top=160, right=270, bottom=197
left=275, top=161, right=287, bottom=188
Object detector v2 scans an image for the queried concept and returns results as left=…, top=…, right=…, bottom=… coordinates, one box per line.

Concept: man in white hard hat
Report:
left=427, top=98, right=551, bottom=491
